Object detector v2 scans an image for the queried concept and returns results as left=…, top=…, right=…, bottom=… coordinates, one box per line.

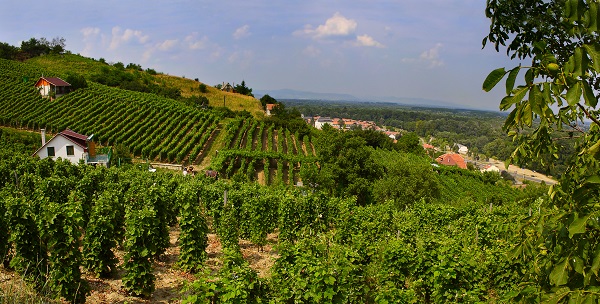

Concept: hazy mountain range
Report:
left=254, top=89, right=465, bottom=109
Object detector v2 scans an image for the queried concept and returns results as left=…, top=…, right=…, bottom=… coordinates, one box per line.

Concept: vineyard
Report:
left=0, top=58, right=222, bottom=164
left=0, top=129, right=548, bottom=303
left=210, top=117, right=318, bottom=185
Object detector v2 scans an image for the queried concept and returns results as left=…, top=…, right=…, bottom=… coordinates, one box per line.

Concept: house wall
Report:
left=315, top=120, right=332, bottom=130
left=36, top=135, right=86, bottom=165
left=37, top=84, right=51, bottom=97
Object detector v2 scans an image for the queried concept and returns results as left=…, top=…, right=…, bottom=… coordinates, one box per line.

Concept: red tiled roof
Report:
left=60, top=129, right=88, bottom=148
left=435, top=153, right=467, bottom=169
left=37, top=77, right=71, bottom=87
left=266, top=104, right=277, bottom=110
left=423, top=143, right=435, bottom=149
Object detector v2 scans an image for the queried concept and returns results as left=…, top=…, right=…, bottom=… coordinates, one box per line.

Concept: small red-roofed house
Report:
left=33, top=129, right=111, bottom=166
left=435, top=153, right=467, bottom=169
left=34, top=77, right=72, bottom=99
left=423, top=143, right=435, bottom=149
left=265, top=103, right=277, bottom=116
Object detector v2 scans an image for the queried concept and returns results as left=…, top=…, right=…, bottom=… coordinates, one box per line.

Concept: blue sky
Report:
left=1, top=0, right=518, bottom=110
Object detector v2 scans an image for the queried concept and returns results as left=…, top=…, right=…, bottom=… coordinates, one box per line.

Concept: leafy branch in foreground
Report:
left=483, top=0, right=600, bottom=301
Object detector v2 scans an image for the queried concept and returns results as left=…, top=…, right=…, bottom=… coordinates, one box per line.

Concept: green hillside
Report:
left=0, top=55, right=268, bottom=165
left=25, top=54, right=264, bottom=116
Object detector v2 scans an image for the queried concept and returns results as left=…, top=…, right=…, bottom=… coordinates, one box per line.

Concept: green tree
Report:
left=260, top=94, right=277, bottom=109
left=65, top=73, right=88, bottom=90
left=373, top=151, right=440, bottom=207
left=396, top=132, right=425, bottom=155
left=234, top=80, right=254, bottom=97
left=0, top=42, right=19, bottom=59
left=316, top=125, right=383, bottom=205
left=483, top=0, right=600, bottom=301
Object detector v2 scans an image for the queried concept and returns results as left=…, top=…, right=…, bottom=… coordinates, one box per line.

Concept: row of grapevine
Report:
left=0, top=127, right=554, bottom=303
left=0, top=60, right=223, bottom=164
left=212, top=118, right=316, bottom=184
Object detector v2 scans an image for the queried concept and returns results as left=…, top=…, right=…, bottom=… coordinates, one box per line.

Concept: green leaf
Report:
left=506, top=67, right=520, bottom=95
left=572, top=47, right=588, bottom=77
left=566, top=81, right=582, bottom=106
left=588, top=1, right=599, bottom=33
left=549, top=257, right=570, bottom=286
left=585, top=175, right=600, bottom=184
left=545, top=287, right=570, bottom=304
left=483, top=67, right=506, bottom=92
left=525, top=68, right=534, bottom=85
left=588, top=139, right=600, bottom=159
left=591, top=245, right=600, bottom=276
left=500, top=96, right=514, bottom=111
left=529, top=85, right=542, bottom=115
left=522, top=103, right=533, bottom=127
left=568, top=213, right=589, bottom=238
left=583, top=43, right=600, bottom=72
left=582, top=81, right=598, bottom=107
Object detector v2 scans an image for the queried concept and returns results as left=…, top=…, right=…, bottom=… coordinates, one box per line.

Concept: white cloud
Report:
left=80, top=27, right=101, bottom=56
left=109, top=26, right=149, bottom=50
left=303, top=45, right=321, bottom=57
left=419, top=43, right=444, bottom=67
left=402, top=43, right=444, bottom=68
left=185, top=33, right=210, bottom=50
left=297, top=12, right=357, bottom=39
left=228, top=50, right=254, bottom=69
left=158, top=39, right=179, bottom=51
left=81, top=27, right=100, bottom=38
left=355, top=34, right=384, bottom=48
left=233, top=25, right=250, bottom=40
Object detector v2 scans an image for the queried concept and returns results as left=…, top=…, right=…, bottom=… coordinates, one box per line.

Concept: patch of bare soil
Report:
left=2, top=225, right=279, bottom=303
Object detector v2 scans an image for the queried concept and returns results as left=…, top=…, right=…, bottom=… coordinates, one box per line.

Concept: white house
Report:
left=265, top=104, right=277, bottom=116
left=455, top=143, right=469, bottom=155
left=33, top=129, right=110, bottom=166
left=314, top=117, right=333, bottom=130
left=481, top=165, right=501, bottom=173
left=34, top=77, right=72, bottom=99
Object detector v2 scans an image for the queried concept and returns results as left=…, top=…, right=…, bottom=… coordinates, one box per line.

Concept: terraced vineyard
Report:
left=0, top=58, right=222, bottom=164
left=211, top=117, right=318, bottom=185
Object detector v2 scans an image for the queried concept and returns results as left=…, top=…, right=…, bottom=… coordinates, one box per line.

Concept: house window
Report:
left=47, top=147, right=55, bottom=157
left=66, top=145, right=74, bottom=156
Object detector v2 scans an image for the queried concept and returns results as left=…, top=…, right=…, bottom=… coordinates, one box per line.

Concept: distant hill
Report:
left=254, top=88, right=464, bottom=109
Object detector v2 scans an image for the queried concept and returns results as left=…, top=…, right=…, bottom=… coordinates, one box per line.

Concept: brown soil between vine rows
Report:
left=0, top=225, right=279, bottom=303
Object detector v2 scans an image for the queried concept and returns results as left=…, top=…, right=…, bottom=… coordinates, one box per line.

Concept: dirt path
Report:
left=289, top=134, right=298, bottom=155
left=261, top=127, right=268, bottom=151
left=194, top=126, right=221, bottom=168
left=300, top=139, right=308, bottom=156
left=483, top=158, right=558, bottom=184
left=251, top=125, right=259, bottom=150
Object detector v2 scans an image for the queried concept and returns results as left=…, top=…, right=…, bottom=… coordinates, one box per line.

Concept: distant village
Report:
left=298, top=113, right=505, bottom=174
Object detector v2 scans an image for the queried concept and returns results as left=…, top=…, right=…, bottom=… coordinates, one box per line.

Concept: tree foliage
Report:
left=234, top=80, right=253, bottom=97
left=483, top=0, right=600, bottom=301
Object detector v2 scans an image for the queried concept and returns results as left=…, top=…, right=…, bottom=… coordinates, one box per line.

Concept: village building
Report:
left=265, top=103, right=277, bottom=116
left=34, top=77, right=72, bottom=99
left=435, top=153, right=467, bottom=169
left=455, top=143, right=469, bottom=155
left=221, top=82, right=235, bottom=93
left=314, top=117, right=333, bottom=130
left=33, top=129, right=111, bottom=167
left=481, top=165, right=501, bottom=173
left=422, top=143, right=435, bottom=150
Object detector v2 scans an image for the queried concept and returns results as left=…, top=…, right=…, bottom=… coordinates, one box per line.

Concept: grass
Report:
left=154, top=75, right=264, bottom=117
left=0, top=269, right=58, bottom=304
